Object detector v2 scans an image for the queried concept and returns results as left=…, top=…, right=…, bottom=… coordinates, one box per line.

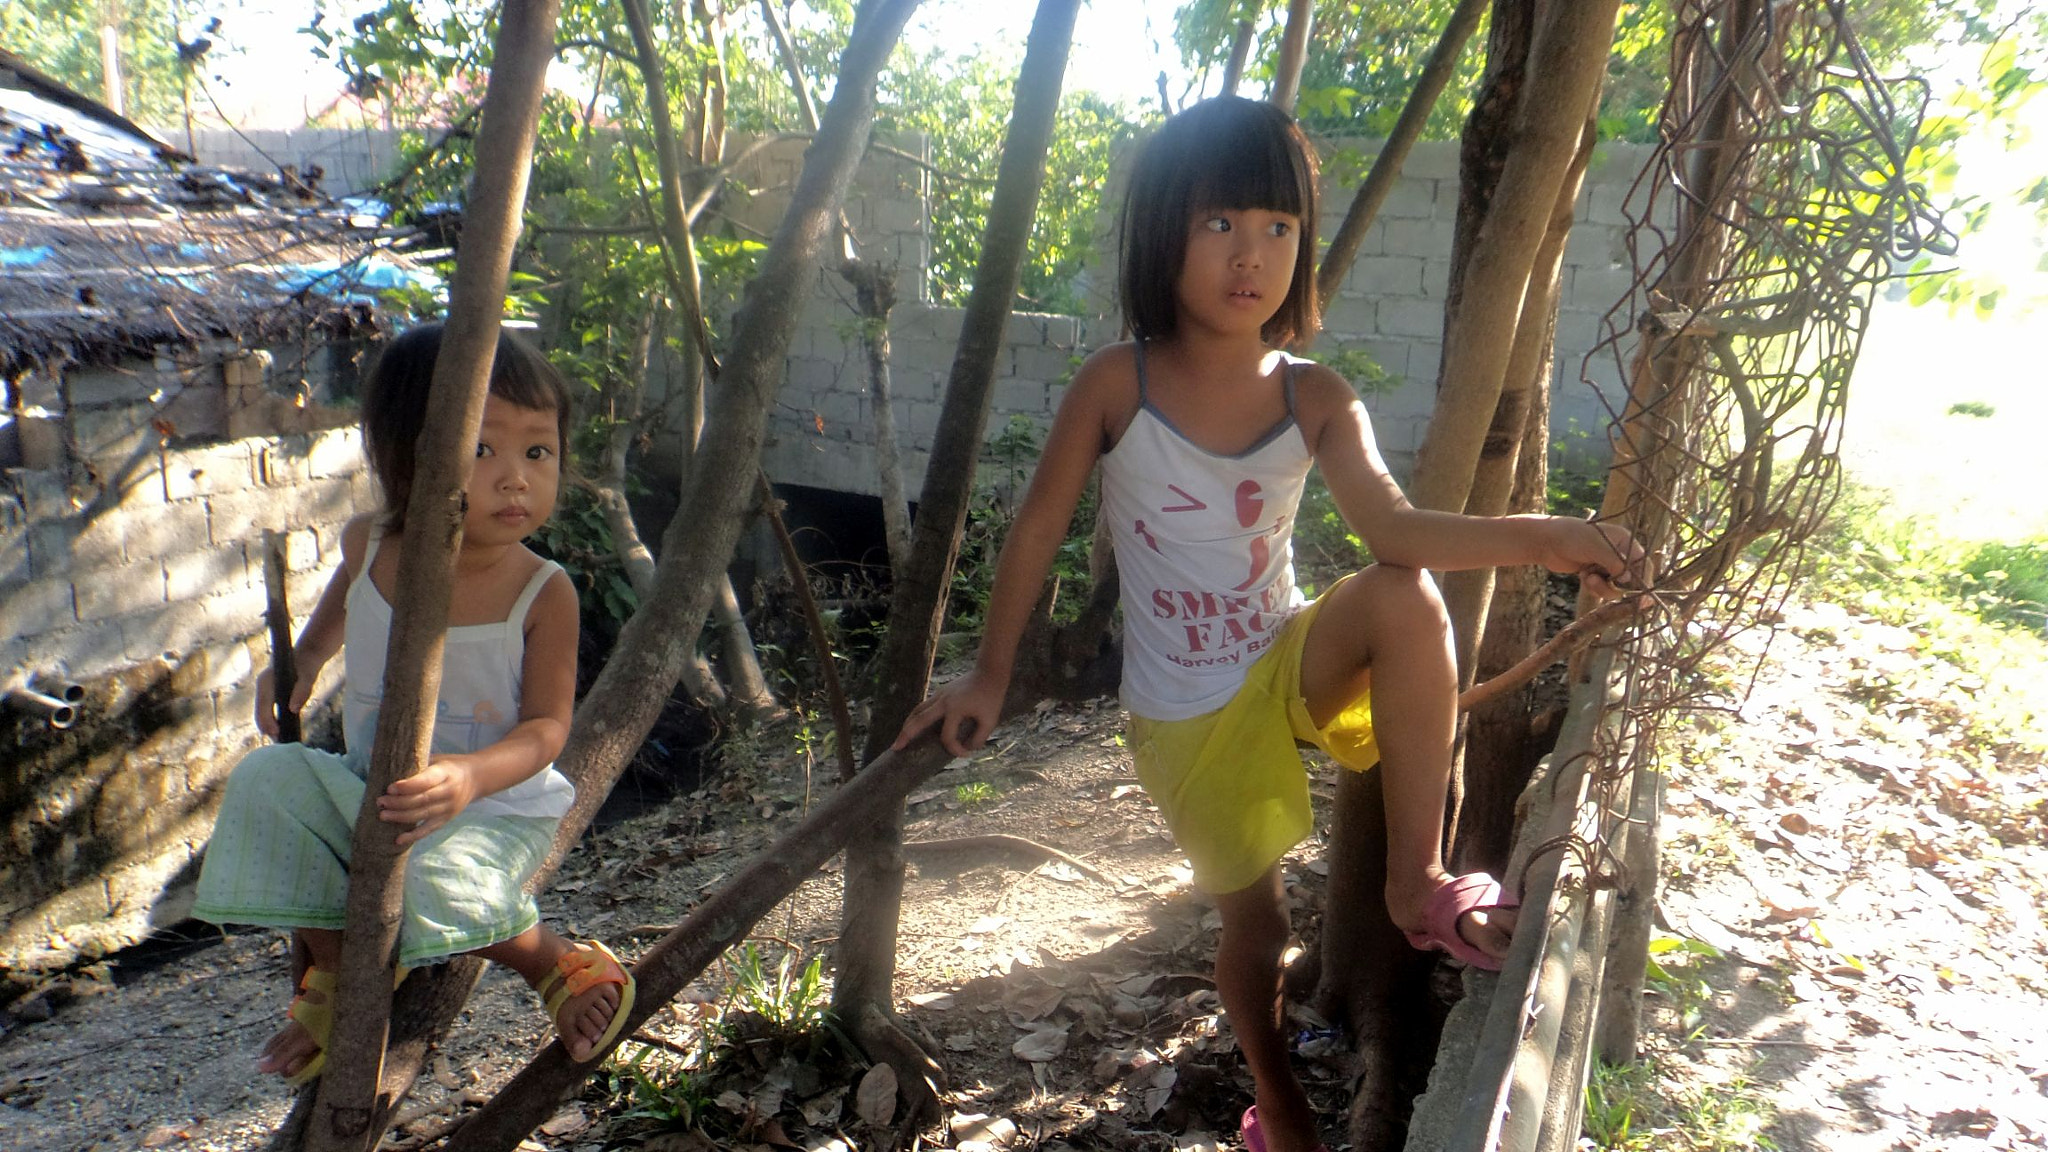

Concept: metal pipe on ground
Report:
left=6, top=679, right=85, bottom=729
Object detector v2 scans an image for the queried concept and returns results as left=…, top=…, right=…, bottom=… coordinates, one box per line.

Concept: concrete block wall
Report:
left=750, top=137, right=1657, bottom=497
left=0, top=349, right=367, bottom=979
left=1314, top=139, right=1657, bottom=468
left=190, top=127, right=406, bottom=197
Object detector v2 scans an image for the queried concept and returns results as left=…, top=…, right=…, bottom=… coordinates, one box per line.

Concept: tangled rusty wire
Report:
left=1568, top=0, right=1957, bottom=872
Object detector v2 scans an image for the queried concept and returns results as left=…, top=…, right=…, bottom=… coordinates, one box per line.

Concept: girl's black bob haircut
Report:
left=1119, top=96, right=1322, bottom=348
left=361, top=322, right=572, bottom=531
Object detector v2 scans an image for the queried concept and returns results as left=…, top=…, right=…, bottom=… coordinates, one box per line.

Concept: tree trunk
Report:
left=275, top=6, right=924, bottom=1143
left=834, top=0, right=1080, bottom=1125
left=1451, top=355, right=1553, bottom=877
left=1269, top=0, right=1314, bottom=113
left=298, top=3, right=561, bottom=1150
left=1443, top=104, right=1595, bottom=872
left=1310, top=3, right=1623, bottom=1147
left=1407, top=0, right=1622, bottom=515
left=842, top=257, right=914, bottom=576
left=1312, top=0, right=1488, bottom=311
left=1220, top=20, right=1255, bottom=97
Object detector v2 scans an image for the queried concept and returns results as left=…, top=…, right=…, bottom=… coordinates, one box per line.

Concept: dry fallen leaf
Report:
left=855, top=1062, right=898, bottom=1128
left=539, top=1106, right=589, bottom=1136
left=1012, top=1021, right=1072, bottom=1062
left=952, top=1114, right=1020, bottom=1145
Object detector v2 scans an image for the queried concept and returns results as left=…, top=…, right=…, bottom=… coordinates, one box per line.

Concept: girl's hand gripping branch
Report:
left=1539, top=517, right=1650, bottom=601
left=892, top=669, right=1007, bottom=759
left=377, top=755, right=482, bottom=846
left=254, top=667, right=318, bottom=739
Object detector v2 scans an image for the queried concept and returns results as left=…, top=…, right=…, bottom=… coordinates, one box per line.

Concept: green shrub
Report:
left=1960, top=540, right=2048, bottom=630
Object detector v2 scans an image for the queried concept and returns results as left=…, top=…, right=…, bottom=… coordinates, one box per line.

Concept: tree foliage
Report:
left=877, top=45, right=1132, bottom=310
left=1167, top=0, right=2032, bottom=147
left=2, top=0, right=195, bottom=129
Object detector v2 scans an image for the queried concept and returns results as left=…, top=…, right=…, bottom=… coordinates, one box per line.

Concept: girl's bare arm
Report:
left=1300, top=367, right=1643, bottom=591
left=894, top=351, right=1125, bottom=755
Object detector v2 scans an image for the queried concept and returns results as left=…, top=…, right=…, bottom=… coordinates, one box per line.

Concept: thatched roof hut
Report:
left=0, top=48, right=433, bottom=377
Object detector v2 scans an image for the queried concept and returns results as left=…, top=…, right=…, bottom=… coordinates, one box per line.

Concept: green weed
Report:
left=723, top=943, right=830, bottom=1036
left=1644, top=935, right=1723, bottom=1043
left=1584, top=1058, right=1658, bottom=1149
left=1946, top=400, right=1996, bottom=417
left=1959, top=539, right=2048, bottom=631
left=1583, top=1058, right=1780, bottom=1151
left=950, top=415, right=1098, bottom=631
left=602, top=1041, right=711, bottom=1132
left=955, top=781, right=998, bottom=808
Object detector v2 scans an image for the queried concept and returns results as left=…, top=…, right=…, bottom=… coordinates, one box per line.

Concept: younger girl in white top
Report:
left=194, top=323, right=634, bottom=1085
left=896, top=97, right=1641, bottom=1152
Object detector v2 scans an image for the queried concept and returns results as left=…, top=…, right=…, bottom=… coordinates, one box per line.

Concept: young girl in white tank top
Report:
left=194, top=323, right=635, bottom=1086
left=896, top=97, right=1644, bottom=1152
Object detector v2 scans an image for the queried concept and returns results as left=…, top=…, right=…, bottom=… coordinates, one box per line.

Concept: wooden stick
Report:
left=262, top=529, right=301, bottom=745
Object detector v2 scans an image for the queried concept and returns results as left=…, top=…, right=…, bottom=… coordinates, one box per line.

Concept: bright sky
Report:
left=191, top=0, right=1196, bottom=128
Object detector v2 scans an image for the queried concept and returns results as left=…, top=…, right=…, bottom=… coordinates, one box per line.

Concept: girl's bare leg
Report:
left=1214, top=867, right=1319, bottom=1152
left=476, top=926, right=622, bottom=1061
left=1297, top=564, right=1515, bottom=956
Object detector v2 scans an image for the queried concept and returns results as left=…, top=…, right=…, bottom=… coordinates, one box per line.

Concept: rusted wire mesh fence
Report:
left=1580, top=0, right=1955, bottom=931
left=1420, top=3, right=1959, bottom=1149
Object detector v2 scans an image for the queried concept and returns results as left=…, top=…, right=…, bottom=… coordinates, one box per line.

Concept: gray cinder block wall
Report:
left=753, top=136, right=1654, bottom=500
left=0, top=344, right=370, bottom=979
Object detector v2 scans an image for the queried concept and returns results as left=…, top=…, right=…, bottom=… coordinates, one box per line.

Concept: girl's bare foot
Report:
left=256, top=969, right=332, bottom=1081
left=483, top=929, right=634, bottom=1062
left=550, top=972, right=624, bottom=1061
left=256, top=1016, right=323, bottom=1079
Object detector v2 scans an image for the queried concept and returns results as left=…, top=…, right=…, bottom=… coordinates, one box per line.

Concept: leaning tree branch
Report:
left=437, top=737, right=960, bottom=1152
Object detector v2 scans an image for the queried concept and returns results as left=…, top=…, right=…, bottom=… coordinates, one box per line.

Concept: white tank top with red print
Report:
left=1101, top=343, right=1314, bottom=721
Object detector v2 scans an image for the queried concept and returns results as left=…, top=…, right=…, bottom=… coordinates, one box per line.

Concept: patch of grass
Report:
left=1959, top=539, right=2048, bottom=631
left=955, top=780, right=998, bottom=808
left=1802, top=483, right=2048, bottom=769
left=1946, top=400, right=1996, bottom=418
left=1584, top=1058, right=1780, bottom=1151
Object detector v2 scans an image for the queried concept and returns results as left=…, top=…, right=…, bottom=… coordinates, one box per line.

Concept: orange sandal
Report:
left=535, top=940, right=636, bottom=1061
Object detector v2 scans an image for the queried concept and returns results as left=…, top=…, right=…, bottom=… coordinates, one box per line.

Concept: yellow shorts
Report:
left=1128, top=575, right=1380, bottom=896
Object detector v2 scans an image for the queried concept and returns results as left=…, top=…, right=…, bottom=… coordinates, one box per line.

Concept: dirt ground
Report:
left=1, top=594, right=2043, bottom=1152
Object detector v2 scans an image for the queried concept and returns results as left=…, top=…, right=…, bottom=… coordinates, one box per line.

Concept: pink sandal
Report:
left=1402, top=872, right=1520, bottom=971
left=1242, top=1106, right=1331, bottom=1152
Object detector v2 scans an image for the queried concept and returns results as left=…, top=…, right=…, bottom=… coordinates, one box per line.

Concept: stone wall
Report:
left=0, top=342, right=370, bottom=979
